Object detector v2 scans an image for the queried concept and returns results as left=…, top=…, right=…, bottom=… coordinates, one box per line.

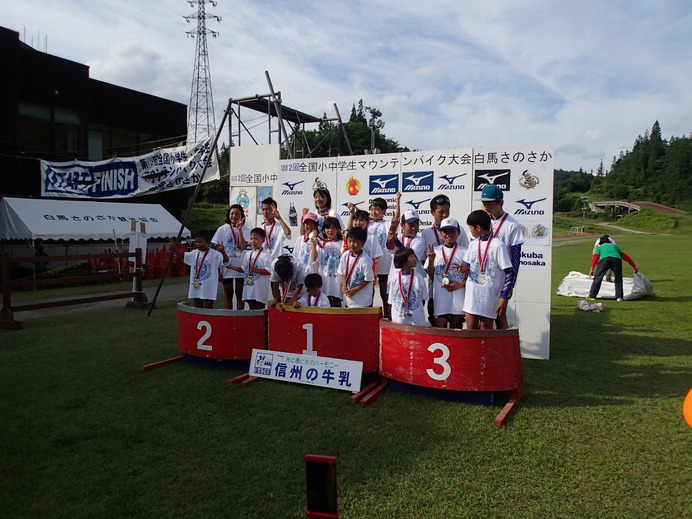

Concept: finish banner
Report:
left=40, top=138, right=219, bottom=199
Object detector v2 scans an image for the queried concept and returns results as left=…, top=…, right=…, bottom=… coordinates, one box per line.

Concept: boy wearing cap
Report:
left=480, top=185, right=523, bottom=329
left=425, top=217, right=468, bottom=329
left=386, top=208, right=427, bottom=275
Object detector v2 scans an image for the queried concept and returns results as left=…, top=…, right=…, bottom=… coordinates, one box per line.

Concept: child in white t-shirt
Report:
left=294, top=273, right=330, bottom=308
left=425, top=217, right=467, bottom=329
left=309, top=216, right=344, bottom=307
left=461, top=210, right=514, bottom=330
left=260, top=197, right=292, bottom=261
left=338, top=226, right=374, bottom=308
left=268, top=255, right=306, bottom=308
left=226, top=228, right=273, bottom=309
left=170, top=230, right=227, bottom=309
left=387, top=247, right=428, bottom=326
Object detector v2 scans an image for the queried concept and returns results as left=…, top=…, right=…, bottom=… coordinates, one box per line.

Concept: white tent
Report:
left=0, top=197, right=190, bottom=241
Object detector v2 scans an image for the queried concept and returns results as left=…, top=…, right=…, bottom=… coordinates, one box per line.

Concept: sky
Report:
left=4, top=0, right=691, bottom=173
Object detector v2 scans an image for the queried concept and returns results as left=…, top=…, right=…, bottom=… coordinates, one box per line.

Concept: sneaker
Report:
left=616, top=298, right=623, bottom=302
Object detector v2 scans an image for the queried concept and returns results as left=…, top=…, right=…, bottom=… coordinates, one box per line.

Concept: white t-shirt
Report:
left=462, top=236, right=512, bottom=319
left=389, top=234, right=427, bottom=279
left=367, top=219, right=392, bottom=275
left=261, top=221, right=291, bottom=261
left=239, top=248, right=273, bottom=304
left=491, top=213, right=524, bottom=248
left=422, top=225, right=470, bottom=251
left=212, top=224, right=251, bottom=279
left=184, top=248, right=225, bottom=300
left=337, top=250, right=374, bottom=308
left=292, top=234, right=313, bottom=270
left=312, top=239, right=343, bottom=299
left=426, top=243, right=467, bottom=316
left=315, top=209, right=344, bottom=234
left=296, top=290, right=330, bottom=308
left=387, top=269, right=429, bottom=326
left=270, top=257, right=306, bottom=303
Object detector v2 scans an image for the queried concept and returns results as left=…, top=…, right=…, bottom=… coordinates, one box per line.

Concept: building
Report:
left=0, top=26, right=189, bottom=211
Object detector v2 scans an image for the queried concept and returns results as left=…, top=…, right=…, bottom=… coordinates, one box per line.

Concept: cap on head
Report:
left=301, top=212, right=319, bottom=224
left=440, top=217, right=460, bottom=231
left=480, top=185, right=504, bottom=201
left=402, top=208, right=420, bottom=224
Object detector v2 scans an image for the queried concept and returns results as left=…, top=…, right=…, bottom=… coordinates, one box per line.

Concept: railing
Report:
left=0, top=248, right=147, bottom=330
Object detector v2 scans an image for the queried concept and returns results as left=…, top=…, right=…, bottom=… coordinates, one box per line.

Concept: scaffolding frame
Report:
left=228, top=71, right=352, bottom=159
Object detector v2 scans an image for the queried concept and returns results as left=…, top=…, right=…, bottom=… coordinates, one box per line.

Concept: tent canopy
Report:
left=0, top=197, right=190, bottom=241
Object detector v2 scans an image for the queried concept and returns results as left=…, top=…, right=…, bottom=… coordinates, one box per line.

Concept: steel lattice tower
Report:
left=184, top=0, right=221, bottom=143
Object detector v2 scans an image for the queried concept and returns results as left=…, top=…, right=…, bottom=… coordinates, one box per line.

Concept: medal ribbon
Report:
left=478, top=233, right=493, bottom=274
left=229, top=224, right=240, bottom=250
left=491, top=213, right=508, bottom=238
left=308, top=290, right=321, bottom=307
left=280, top=280, right=292, bottom=303
left=247, top=248, right=262, bottom=275
left=432, top=225, right=441, bottom=245
left=194, top=248, right=210, bottom=281
left=398, top=271, right=413, bottom=310
left=344, top=250, right=362, bottom=287
left=263, top=222, right=275, bottom=249
left=441, top=243, right=458, bottom=277
left=404, top=236, right=414, bottom=249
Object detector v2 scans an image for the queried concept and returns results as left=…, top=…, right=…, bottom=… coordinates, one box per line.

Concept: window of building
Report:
left=54, top=107, right=81, bottom=153
left=18, top=101, right=52, bottom=150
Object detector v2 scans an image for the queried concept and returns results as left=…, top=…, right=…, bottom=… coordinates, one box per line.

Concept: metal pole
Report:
left=147, top=100, right=232, bottom=316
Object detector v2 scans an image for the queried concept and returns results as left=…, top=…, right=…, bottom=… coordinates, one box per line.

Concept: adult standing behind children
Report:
left=589, top=235, right=638, bottom=301
left=260, top=197, right=292, bottom=261
left=212, top=204, right=250, bottom=310
left=479, top=185, right=523, bottom=329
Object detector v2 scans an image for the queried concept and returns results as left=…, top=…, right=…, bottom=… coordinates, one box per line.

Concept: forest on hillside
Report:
left=554, top=121, right=691, bottom=212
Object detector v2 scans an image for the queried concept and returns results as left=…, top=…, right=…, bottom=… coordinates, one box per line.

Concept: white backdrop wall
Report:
left=230, top=145, right=554, bottom=359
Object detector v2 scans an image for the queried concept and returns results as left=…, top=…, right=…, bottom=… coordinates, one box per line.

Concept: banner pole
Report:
left=147, top=100, right=232, bottom=317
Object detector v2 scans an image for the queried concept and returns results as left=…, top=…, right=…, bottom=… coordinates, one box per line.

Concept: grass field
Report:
left=1, top=235, right=690, bottom=518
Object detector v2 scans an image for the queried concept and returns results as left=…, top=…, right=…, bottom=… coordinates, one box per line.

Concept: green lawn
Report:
left=1, top=235, right=690, bottom=518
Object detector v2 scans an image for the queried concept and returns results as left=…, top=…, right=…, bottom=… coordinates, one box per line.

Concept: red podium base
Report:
left=379, top=320, right=523, bottom=425
left=266, top=305, right=382, bottom=373
left=176, top=303, right=266, bottom=360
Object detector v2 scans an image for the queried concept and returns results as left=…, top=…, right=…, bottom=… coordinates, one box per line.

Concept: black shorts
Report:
left=377, top=274, right=389, bottom=284
left=222, top=278, right=241, bottom=285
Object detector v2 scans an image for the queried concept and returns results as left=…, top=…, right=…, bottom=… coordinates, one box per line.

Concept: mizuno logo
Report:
left=439, top=173, right=466, bottom=184
left=405, top=198, right=431, bottom=210
left=516, top=198, right=547, bottom=210
left=282, top=180, right=304, bottom=191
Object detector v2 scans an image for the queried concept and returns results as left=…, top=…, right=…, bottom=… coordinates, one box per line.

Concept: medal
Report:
left=193, top=249, right=210, bottom=289
left=267, top=248, right=272, bottom=254
left=477, top=232, right=493, bottom=286
left=398, top=271, right=414, bottom=318
left=234, top=251, right=241, bottom=258
left=441, top=243, right=457, bottom=286
left=246, top=249, right=262, bottom=288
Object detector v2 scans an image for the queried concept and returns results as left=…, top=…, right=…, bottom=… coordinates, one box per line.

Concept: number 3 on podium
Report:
left=426, top=342, right=451, bottom=381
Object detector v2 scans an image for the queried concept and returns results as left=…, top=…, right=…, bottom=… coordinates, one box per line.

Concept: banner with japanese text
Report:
left=40, top=138, right=219, bottom=199
left=229, top=144, right=554, bottom=359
